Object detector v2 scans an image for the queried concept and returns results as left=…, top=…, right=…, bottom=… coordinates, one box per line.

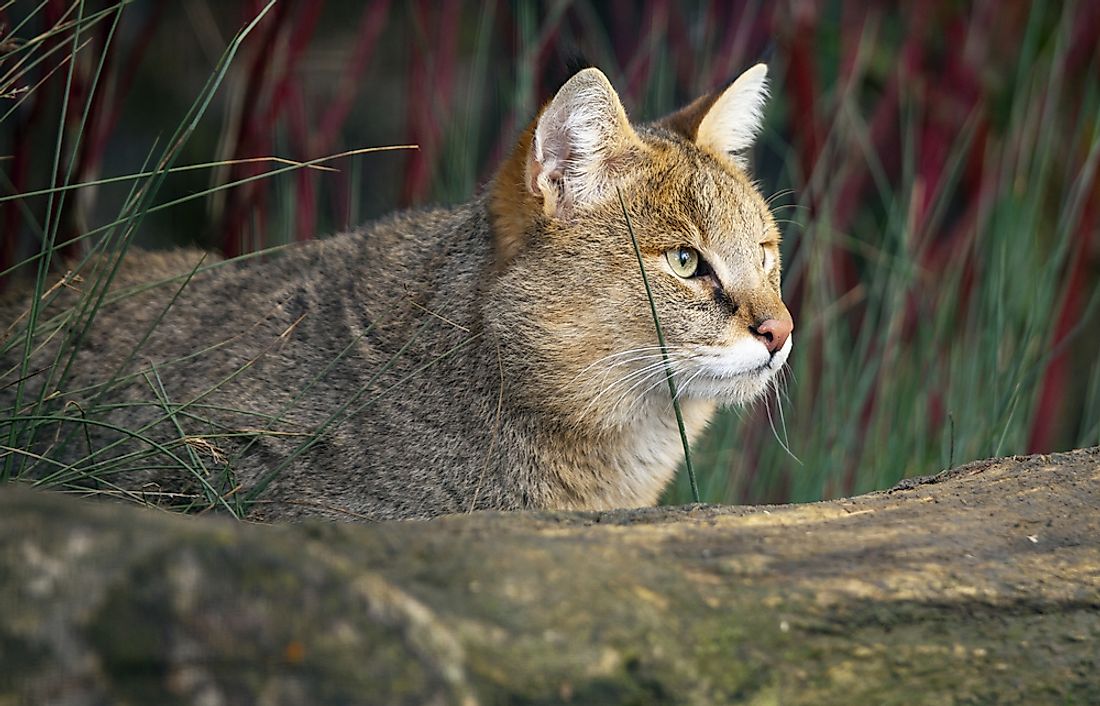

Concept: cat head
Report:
left=488, top=64, right=792, bottom=429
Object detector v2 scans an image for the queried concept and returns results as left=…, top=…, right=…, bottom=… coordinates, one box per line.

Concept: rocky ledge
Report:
left=2, top=448, right=1099, bottom=705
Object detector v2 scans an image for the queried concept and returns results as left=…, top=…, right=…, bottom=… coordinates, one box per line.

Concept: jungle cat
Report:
left=0, top=64, right=793, bottom=521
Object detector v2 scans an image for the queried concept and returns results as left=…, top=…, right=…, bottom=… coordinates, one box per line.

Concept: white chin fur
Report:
left=682, top=335, right=792, bottom=406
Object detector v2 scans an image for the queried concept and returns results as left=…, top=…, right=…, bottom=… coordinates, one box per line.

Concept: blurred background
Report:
left=2, top=0, right=1098, bottom=505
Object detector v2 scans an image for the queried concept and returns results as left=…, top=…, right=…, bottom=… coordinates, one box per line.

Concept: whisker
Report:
left=764, top=188, right=796, bottom=207
left=578, top=353, right=674, bottom=391
left=564, top=351, right=662, bottom=394
left=634, top=363, right=690, bottom=408
left=566, top=346, right=682, bottom=387
left=608, top=360, right=684, bottom=417
left=765, top=373, right=801, bottom=464
left=768, top=203, right=808, bottom=213
left=579, top=359, right=678, bottom=418
left=673, top=369, right=704, bottom=402
left=604, top=359, right=678, bottom=389
left=624, top=348, right=707, bottom=415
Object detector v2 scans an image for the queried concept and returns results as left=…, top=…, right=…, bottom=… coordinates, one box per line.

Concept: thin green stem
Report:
left=616, top=187, right=699, bottom=503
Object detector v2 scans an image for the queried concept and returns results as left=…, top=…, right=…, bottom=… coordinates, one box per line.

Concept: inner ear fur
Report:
left=526, top=67, right=641, bottom=216
left=489, top=67, right=642, bottom=270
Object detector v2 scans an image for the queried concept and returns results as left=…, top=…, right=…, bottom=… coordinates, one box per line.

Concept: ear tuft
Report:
left=679, top=63, right=770, bottom=169
left=527, top=68, right=639, bottom=216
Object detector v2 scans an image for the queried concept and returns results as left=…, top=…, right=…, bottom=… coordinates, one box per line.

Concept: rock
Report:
left=2, top=448, right=1099, bottom=705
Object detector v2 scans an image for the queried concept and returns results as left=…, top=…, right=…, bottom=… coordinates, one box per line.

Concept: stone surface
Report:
left=2, top=448, right=1099, bottom=705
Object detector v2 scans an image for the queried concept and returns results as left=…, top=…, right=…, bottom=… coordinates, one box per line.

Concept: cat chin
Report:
left=684, top=371, right=774, bottom=407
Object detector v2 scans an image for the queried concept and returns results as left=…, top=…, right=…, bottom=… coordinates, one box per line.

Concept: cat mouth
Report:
left=678, top=337, right=791, bottom=400
left=693, top=339, right=783, bottom=379
left=768, top=334, right=794, bottom=370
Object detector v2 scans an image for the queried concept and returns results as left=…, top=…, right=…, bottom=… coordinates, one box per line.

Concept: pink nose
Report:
left=751, top=318, right=793, bottom=354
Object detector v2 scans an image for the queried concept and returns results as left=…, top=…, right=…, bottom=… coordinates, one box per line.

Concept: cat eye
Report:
left=665, top=246, right=701, bottom=278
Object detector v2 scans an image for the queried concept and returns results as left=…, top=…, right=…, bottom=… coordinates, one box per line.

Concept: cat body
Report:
left=0, top=65, right=792, bottom=520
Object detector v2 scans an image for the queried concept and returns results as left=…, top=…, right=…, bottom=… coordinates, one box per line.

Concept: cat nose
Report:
left=751, top=317, right=793, bottom=354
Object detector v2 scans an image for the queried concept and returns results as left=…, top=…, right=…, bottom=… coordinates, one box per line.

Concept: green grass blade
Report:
left=616, top=186, right=699, bottom=503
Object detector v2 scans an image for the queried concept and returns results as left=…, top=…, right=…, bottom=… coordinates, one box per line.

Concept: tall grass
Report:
left=680, top=1, right=1100, bottom=504
left=1, top=1, right=1098, bottom=509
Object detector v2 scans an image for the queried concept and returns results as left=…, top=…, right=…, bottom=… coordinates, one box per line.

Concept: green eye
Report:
left=665, top=246, right=700, bottom=278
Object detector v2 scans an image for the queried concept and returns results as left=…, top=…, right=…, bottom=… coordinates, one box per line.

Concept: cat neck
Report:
left=518, top=397, right=717, bottom=510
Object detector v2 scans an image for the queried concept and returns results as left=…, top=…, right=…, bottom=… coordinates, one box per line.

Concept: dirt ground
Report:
left=2, top=447, right=1099, bottom=704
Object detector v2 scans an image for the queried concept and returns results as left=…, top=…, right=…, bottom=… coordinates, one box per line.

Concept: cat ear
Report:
left=661, top=63, right=769, bottom=169
left=527, top=68, right=640, bottom=217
